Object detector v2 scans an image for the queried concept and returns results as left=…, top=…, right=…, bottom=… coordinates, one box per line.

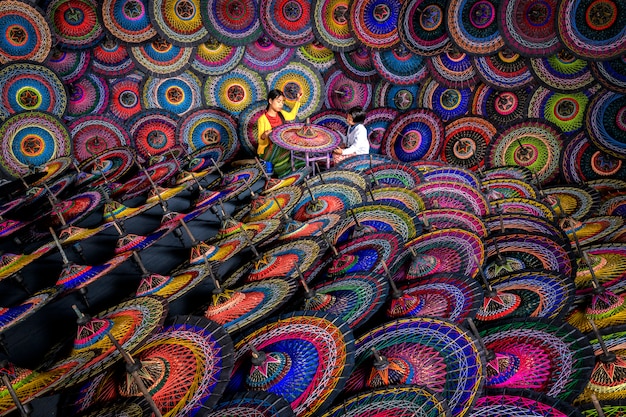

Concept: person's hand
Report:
left=263, top=129, right=272, bottom=140
left=296, top=91, right=303, bottom=102
left=333, top=148, right=342, bottom=155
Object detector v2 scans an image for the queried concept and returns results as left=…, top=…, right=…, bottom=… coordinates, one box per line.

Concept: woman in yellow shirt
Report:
left=257, top=89, right=302, bottom=177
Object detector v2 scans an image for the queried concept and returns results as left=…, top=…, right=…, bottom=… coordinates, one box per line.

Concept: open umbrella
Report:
left=135, top=264, right=208, bottom=303
left=205, top=65, right=267, bottom=116
left=142, top=70, right=203, bottom=117
left=349, top=0, right=401, bottom=49
left=0, top=1, right=51, bottom=64
left=370, top=186, right=426, bottom=214
left=419, top=79, right=473, bottom=122
left=207, top=391, right=294, bottom=417
left=417, top=209, right=487, bottom=238
left=442, top=116, right=496, bottom=170
left=364, top=162, right=424, bottom=189
left=100, top=0, right=156, bottom=44
left=336, top=46, right=378, bottom=83
left=45, top=0, right=104, bottom=50
left=398, top=0, right=450, bottom=56
left=544, top=185, right=600, bottom=220
left=422, top=166, right=481, bottom=189
left=321, top=385, right=451, bottom=417
left=311, top=0, right=356, bottom=52
left=260, top=0, right=313, bottom=47
left=472, top=84, right=533, bottom=128
left=469, top=389, right=584, bottom=417
left=228, top=311, right=355, bottom=417
left=0, top=288, right=58, bottom=336
left=291, top=180, right=365, bottom=222
left=479, top=318, right=594, bottom=402
left=472, top=51, right=534, bottom=90
left=491, top=197, right=556, bottom=220
left=382, top=108, right=444, bottom=162
left=90, top=38, right=134, bottom=77
left=446, top=0, right=504, bottom=55
left=129, top=37, right=194, bottom=76
left=415, top=181, right=490, bottom=216
left=201, top=0, right=261, bottom=46
left=345, top=317, right=484, bottom=417
left=561, top=132, right=626, bottom=184
left=45, top=48, right=90, bottom=84
left=148, top=0, right=208, bottom=46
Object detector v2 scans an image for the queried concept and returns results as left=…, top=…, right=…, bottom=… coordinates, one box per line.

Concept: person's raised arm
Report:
left=281, top=91, right=303, bottom=121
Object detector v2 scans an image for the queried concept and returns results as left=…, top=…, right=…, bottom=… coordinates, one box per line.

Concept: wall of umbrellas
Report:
left=0, top=0, right=625, bottom=416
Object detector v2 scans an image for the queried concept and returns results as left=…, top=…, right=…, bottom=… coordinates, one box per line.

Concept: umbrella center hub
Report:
left=401, top=131, right=422, bottom=152
left=469, top=0, right=495, bottom=29
left=591, top=151, right=621, bottom=176
left=408, top=254, right=440, bottom=278
left=166, top=86, right=184, bottom=104
left=226, top=0, right=246, bottom=18
left=175, top=0, right=196, bottom=20
left=8, top=25, right=27, bottom=46
left=393, top=89, right=415, bottom=110
left=333, top=5, right=348, bottom=24
left=494, top=92, right=518, bottom=115
left=152, top=37, right=172, bottom=53
left=420, top=5, right=443, bottom=31
left=328, top=254, right=358, bottom=276
left=119, top=90, right=138, bottom=108
left=283, top=0, right=303, bottom=22
left=453, top=137, right=477, bottom=160
left=123, top=0, right=144, bottom=18
left=20, top=135, right=44, bottom=158
left=74, top=317, right=114, bottom=349
left=227, top=85, right=245, bottom=102
left=587, top=290, right=626, bottom=319
left=387, top=293, right=426, bottom=318
left=136, top=273, right=171, bottom=296
left=85, top=136, right=108, bottom=156
left=554, top=98, right=579, bottom=120
left=440, top=89, right=461, bottom=110
left=247, top=351, right=292, bottom=389
left=586, top=0, right=617, bottom=30
left=476, top=292, right=522, bottom=321
left=526, top=2, right=550, bottom=25
left=147, top=131, right=168, bottom=148
left=373, top=4, right=391, bottom=22
left=64, top=7, right=84, bottom=25
left=513, top=142, right=539, bottom=166
left=17, top=88, right=40, bottom=109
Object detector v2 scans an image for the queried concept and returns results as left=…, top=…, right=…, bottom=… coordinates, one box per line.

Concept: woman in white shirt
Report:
left=333, top=106, right=369, bottom=164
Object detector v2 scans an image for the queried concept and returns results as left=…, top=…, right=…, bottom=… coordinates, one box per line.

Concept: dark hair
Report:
left=266, top=89, right=285, bottom=110
left=347, top=106, right=366, bottom=124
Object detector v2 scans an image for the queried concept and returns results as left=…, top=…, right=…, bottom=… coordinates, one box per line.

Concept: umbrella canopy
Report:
left=370, top=186, right=427, bottom=214
left=468, top=389, right=583, bottom=417
left=480, top=318, right=594, bottom=402
left=135, top=264, right=208, bottom=302
left=398, top=0, right=450, bottom=56
left=417, top=209, right=487, bottom=238
left=0, top=288, right=58, bottom=335
left=228, top=311, right=355, bottom=417
left=0, top=1, right=51, bottom=64
left=207, top=391, right=295, bottom=417
left=190, top=39, right=244, bottom=75
left=201, top=0, right=262, bottom=46
left=349, top=0, right=401, bottom=49
left=290, top=180, right=365, bottom=222
left=345, top=317, right=484, bottom=417
left=259, top=0, right=313, bottom=47
left=100, top=0, right=156, bottom=44
left=415, top=181, right=490, bottom=216
left=148, top=0, right=208, bottom=46
left=45, top=0, right=104, bottom=50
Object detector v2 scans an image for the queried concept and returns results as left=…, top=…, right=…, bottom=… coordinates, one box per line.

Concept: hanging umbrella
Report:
left=557, top=0, right=625, bottom=60
left=333, top=153, right=394, bottom=172
left=100, top=0, right=156, bottom=44
left=259, top=0, right=313, bottom=47
left=415, top=181, right=490, bottom=216
left=419, top=78, right=473, bottom=122
left=484, top=233, right=574, bottom=279
left=45, top=0, right=104, bottom=50
left=346, top=317, right=483, bottom=417
left=111, top=159, right=179, bottom=201
left=141, top=71, right=202, bottom=116
left=0, top=62, right=66, bottom=119
left=0, top=242, right=56, bottom=282
left=336, top=46, right=378, bottom=83
left=364, top=107, right=398, bottom=154
left=178, top=107, right=240, bottom=165
left=296, top=40, right=336, bottom=72
left=472, top=51, right=534, bottom=90
left=475, top=270, right=575, bottom=323
left=0, top=111, right=71, bottom=179
left=491, top=197, right=556, bottom=220
left=30, top=157, right=73, bottom=187
left=108, top=72, right=143, bottom=122
left=44, top=190, right=104, bottom=228
left=481, top=178, right=537, bottom=200
left=277, top=213, right=343, bottom=243
left=321, top=385, right=451, bottom=417
left=479, top=318, right=594, bottom=402
left=442, top=116, right=496, bottom=170
left=427, top=49, right=479, bottom=88
left=201, top=0, right=261, bottom=46
left=324, top=66, right=372, bottom=111
left=304, top=231, right=403, bottom=283
left=0, top=288, right=58, bottom=335
left=311, top=0, right=356, bottom=51
left=398, top=0, right=450, bottom=56
left=562, top=216, right=624, bottom=248
left=349, top=0, right=401, bottom=49
left=234, top=185, right=302, bottom=223
left=587, top=91, right=626, bottom=160
left=446, top=0, right=504, bottom=55
left=55, top=252, right=133, bottom=293
left=480, top=165, right=533, bottom=182
left=147, top=0, right=208, bottom=46
left=65, top=72, right=109, bottom=119
left=483, top=213, right=565, bottom=240
left=205, top=65, right=267, bottom=116
left=70, top=115, right=129, bottom=162
left=228, top=311, right=355, bottom=417
left=205, top=277, right=297, bottom=335
left=190, top=39, right=244, bottom=75
left=45, top=48, right=90, bottom=84
left=59, top=297, right=168, bottom=388
left=0, top=352, right=95, bottom=416
left=207, top=391, right=294, bottom=417
left=290, top=181, right=365, bottom=222
left=387, top=272, right=484, bottom=325
left=471, top=84, right=533, bottom=128
left=0, top=1, right=51, bottom=64
left=129, top=37, right=194, bottom=77
left=299, top=272, right=389, bottom=330
left=78, top=146, right=136, bottom=187
left=364, top=162, right=425, bottom=188
left=417, top=209, right=487, bottom=238
left=241, top=34, right=295, bottom=73
left=371, top=46, right=428, bottom=86
left=265, top=60, right=324, bottom=119
left=370, top=186, right=427, bottom=214
left=374, top=80, right=421, bottom=111
left=499, top=0, right=560, bottom=56
left=382, top=108, right=444, bottom=162
left=561, top=132, right=626, bottom=184
left=487, top=119, right=563, bottom=185
left=126, top=109, right=179, bottom=160
left=528, top=87, right=591, bottom=134
left=90, top=38, right=134, bottom=77
left=135, top=264, right=207, bottom=303
left=529, top=51, right=595, bottom=93
left=469, top=389, right=583, bottom=417
left=327, top=202, right=419, bottom=244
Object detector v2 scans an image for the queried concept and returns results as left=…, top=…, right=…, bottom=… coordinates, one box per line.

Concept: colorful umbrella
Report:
left=311, top=0, right=356, bottom=51
left=0, top=288, right=58, bottom=336
left=0, top=111, right=71, bottom=179
left=260, top=0, right=313, bottom=47
left=446, top=0, right=504, bottom=55
left=364, top=162, right=425, bottom=188
left=100, top=0, right=156, bottom=44
left=178, top=107, right=240, bottom=164
left=528, top=87, right=591, bottom=134
left=364, top=107, right=399, bottom=154
left=350, top=0, right=401, bottom=49
left=90, top=38, right=134, bottom=77
left=382, top=108, right=444, bottom=162
left=127, top=109, right=179, bottom=159
left=65, top=72, right=109, bottom=119
left=207, top=391, right=295, bottom=417
left=529, top=50, right=595, bottom=93
left=490, top=197, right=556, bottom=220
left=346, top=317, right=483, bottom=417
left=475, top=270, right=575, bottom=322
left=55, top=253, right=133, bottom=292
left=228, top=311, right=355, bottom=417
left=45, top=48, right=90, bottom=84
left=0, top=1, right=51, bottom=64
left=304, top=231, right=403, bottom=283
left=371, top=45, right=428, bottom=86
left=427, top=49, right=478, bottom=88
left=471, top=84, right=533, bottom=127
left=201, top=0, right=262, bottom=46
left=205, top=65, right=267, bottom=116
left=469, top=389, right=584, bottom=417
left=266, top=60, right=324, bottom=120
left=586, top=91, right=626, bottom=160
left=480, top=318, right=594, bottom=402
left=336, top=46, right=378, bottom=83
left=415, top=181, right=490, bottom=216
left=324, top=66, right=372, bottom=111
left=135, top=265, right=207, bottom=302
left=300, top=272, right=388, bottom=330
left=108, top=72, right=143, bottom=121
left=499, top=0, right=561, bottom=56
left=129, top=37, right=194, bottom=76
left=561, top=132, right=626, bottom=184
left=45, top=0, right=104, bottom=50
left=419, top=78, right=473, bottom=122
left=148, top=0, right=208, bottom=46
left=388, top=272, right=484, bottom=324
left=142, top=71, right=202, bottom=116
left=241, top=34, right=295, bottom=73
left=70, top=115, right=129, bottom=162
left=0, top=62, right=66, bottom=119
left=398, top=0, right=450, bottom=56
left=544, top=185, right=600, bottom=220
left=236, top=185, right=302, bottom=222
left=373, top=80, right=421, bottom=111
left=442, top=116, right=496, bottom=169
left=205, top=277, right=296, bottom=334
left=190, top=39, right=245, bottom=75
left=321, top=385, right=451, bottom=417
left=291, top=180, right=365, bottom=222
